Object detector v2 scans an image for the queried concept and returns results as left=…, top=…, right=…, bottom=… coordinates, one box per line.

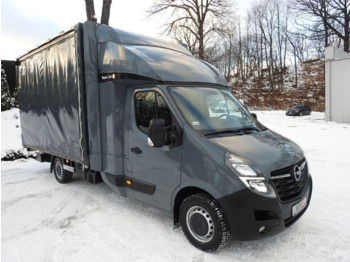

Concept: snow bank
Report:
left=1, top=108, right=23, bottom=157
left=2, top=111, right=350, bottom=261
left=1, top=108, right=35, bottom=160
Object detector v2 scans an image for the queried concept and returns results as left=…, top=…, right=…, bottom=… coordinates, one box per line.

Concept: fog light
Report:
left=259, top=226, right=266, bottom=233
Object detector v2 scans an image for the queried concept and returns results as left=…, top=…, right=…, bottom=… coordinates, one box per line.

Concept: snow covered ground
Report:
left=2, top=109, right=350, bottom=261
left=1, top=108, right=23, bottom=158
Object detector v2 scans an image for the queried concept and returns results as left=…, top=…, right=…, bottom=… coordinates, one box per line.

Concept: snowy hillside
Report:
left=2, top=110, right=350, bottom=261
left=230, top=59, right=325, bottom=111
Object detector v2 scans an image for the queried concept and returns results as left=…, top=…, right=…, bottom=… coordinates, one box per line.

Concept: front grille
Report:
left=270, top=158, right=308, bottom=202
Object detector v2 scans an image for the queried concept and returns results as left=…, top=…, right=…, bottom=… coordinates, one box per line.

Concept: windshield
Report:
left=169, top=86, right=265, bottom=136
left=292, top=106, right=302, bottom=110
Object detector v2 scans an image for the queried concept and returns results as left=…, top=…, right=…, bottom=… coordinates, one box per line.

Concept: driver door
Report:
left=127, top=89, right=182, bottom=212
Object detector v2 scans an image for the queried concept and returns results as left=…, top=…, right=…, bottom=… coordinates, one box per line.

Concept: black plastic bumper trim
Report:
left=105, top=173, right=156, bottom=195
left=217, top=176, right=312, bottom=241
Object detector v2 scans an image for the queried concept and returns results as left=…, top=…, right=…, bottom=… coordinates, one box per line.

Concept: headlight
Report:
left=225, top=151, right=276, bottom=198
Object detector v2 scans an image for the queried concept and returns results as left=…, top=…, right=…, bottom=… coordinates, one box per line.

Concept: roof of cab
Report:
left=95, top=23, right=228, bottom=86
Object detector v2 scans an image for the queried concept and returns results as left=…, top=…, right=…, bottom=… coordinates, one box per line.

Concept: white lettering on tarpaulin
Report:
left=101, top=74, right=116, bottom=80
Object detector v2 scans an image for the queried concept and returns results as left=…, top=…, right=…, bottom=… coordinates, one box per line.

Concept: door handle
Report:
left=130, top=147, right=142, bottom=154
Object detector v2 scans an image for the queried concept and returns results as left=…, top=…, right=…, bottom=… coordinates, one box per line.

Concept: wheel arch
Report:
left=173, top=186, right=216, bottom=227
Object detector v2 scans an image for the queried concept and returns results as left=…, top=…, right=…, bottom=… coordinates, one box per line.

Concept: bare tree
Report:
left=171, top=18, right=201, bottom=56
left=85, top=0, right=113, bottom=25
left=294, top=0, right=350, bottom=52
left=101, top=0, right=113, bottom=25
left=228, top=0, right=329, bottom=91
left=248, top=5, right=265, bottom=78
left=215, top=22, right=237, bottom=81
left=257, top=0, right=277, bottom=90
left=273, top=0, right=290, bottom=89
left=236, top=0, right=294, bottom=91
left=148, top=0, right=233, bottom=60
left=85, top=0, right=97, bottom=22
left=287, top=31, right=307, bottom=88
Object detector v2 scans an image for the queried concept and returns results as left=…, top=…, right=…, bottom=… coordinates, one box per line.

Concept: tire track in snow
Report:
left=4, top=177, right=37, bottom=186
left=1, top=188, right=60, bottom=209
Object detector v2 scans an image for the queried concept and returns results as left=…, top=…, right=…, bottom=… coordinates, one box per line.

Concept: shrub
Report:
left=1, top=65, right=11, bottom=111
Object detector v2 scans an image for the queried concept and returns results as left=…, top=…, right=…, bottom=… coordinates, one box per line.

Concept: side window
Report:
left=135, top=91, right=172, bottom=134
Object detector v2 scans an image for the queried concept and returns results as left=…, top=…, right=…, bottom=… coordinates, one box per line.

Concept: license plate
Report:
left=292, top=194, right=308, bottom=217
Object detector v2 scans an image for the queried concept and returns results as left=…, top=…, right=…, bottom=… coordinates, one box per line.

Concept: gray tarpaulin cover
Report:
left=18, top=26, right=86, bottom=163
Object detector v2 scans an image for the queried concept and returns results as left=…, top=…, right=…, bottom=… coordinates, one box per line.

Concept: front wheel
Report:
left=53, top=157, right=73, bottom=184
left=179, top=194, right=230, bottom=252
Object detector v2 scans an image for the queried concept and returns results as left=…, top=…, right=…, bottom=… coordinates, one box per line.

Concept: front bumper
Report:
left=217, top=175, right=313, bottom=241
left=286, top=111, right=299, bottom=116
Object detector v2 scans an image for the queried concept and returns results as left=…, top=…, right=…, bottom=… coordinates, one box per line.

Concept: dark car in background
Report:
left=286, top=105, right=311, bottom=116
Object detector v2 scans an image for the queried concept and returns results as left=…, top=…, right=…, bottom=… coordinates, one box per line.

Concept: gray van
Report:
left=18, top=22, right=312, bottom=252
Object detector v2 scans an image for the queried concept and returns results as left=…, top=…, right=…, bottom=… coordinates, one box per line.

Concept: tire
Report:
left=53, top=157, right=73, bottom=184
left=179, top=194, right=230, bottom=252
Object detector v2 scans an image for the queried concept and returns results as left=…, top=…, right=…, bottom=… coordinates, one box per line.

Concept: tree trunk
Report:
left=101, top=0, right=112, bottom=25
left=344, top=6, right=349, bottom=52
left=198, top=23, right=204, bottom=60
left=294, top=54, right=298, bottom=89
left=259, top=35, right=263, bottom=78
left=269, top=36, right=274, bottom=90
left=344, top=30, right=349, bottom=52
left=85, top=0, right=97, bottom=22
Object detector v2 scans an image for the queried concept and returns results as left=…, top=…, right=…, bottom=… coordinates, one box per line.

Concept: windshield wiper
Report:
left=204, top=127, right=260, bottom=136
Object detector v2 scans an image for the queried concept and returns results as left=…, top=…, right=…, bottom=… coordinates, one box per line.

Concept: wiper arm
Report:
left=204, top=130, right=239, bottom=136
left=234, top=127, right=261, bottom=132
left=204, top=127, right=260, bottom=136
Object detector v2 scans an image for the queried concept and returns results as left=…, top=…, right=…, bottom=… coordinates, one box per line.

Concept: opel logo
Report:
left=293, top=165, right=302, bottom=182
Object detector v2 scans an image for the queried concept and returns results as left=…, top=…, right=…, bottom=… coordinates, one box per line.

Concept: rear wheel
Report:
left=179, top=193, right=230, bottom=252
left=53, top=157, right=73, bottom=184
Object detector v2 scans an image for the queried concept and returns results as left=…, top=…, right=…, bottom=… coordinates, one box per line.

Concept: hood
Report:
left=209, top=130, right=304, bottom=178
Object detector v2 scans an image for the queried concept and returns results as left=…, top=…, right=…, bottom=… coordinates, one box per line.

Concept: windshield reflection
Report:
left=169, top=87, right=265, bottom=136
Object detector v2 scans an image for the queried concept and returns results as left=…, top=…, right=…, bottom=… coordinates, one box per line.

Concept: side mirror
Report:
left=251, top=113, right=257, bottom=120
left=148, top=118, right=166, bottom=147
